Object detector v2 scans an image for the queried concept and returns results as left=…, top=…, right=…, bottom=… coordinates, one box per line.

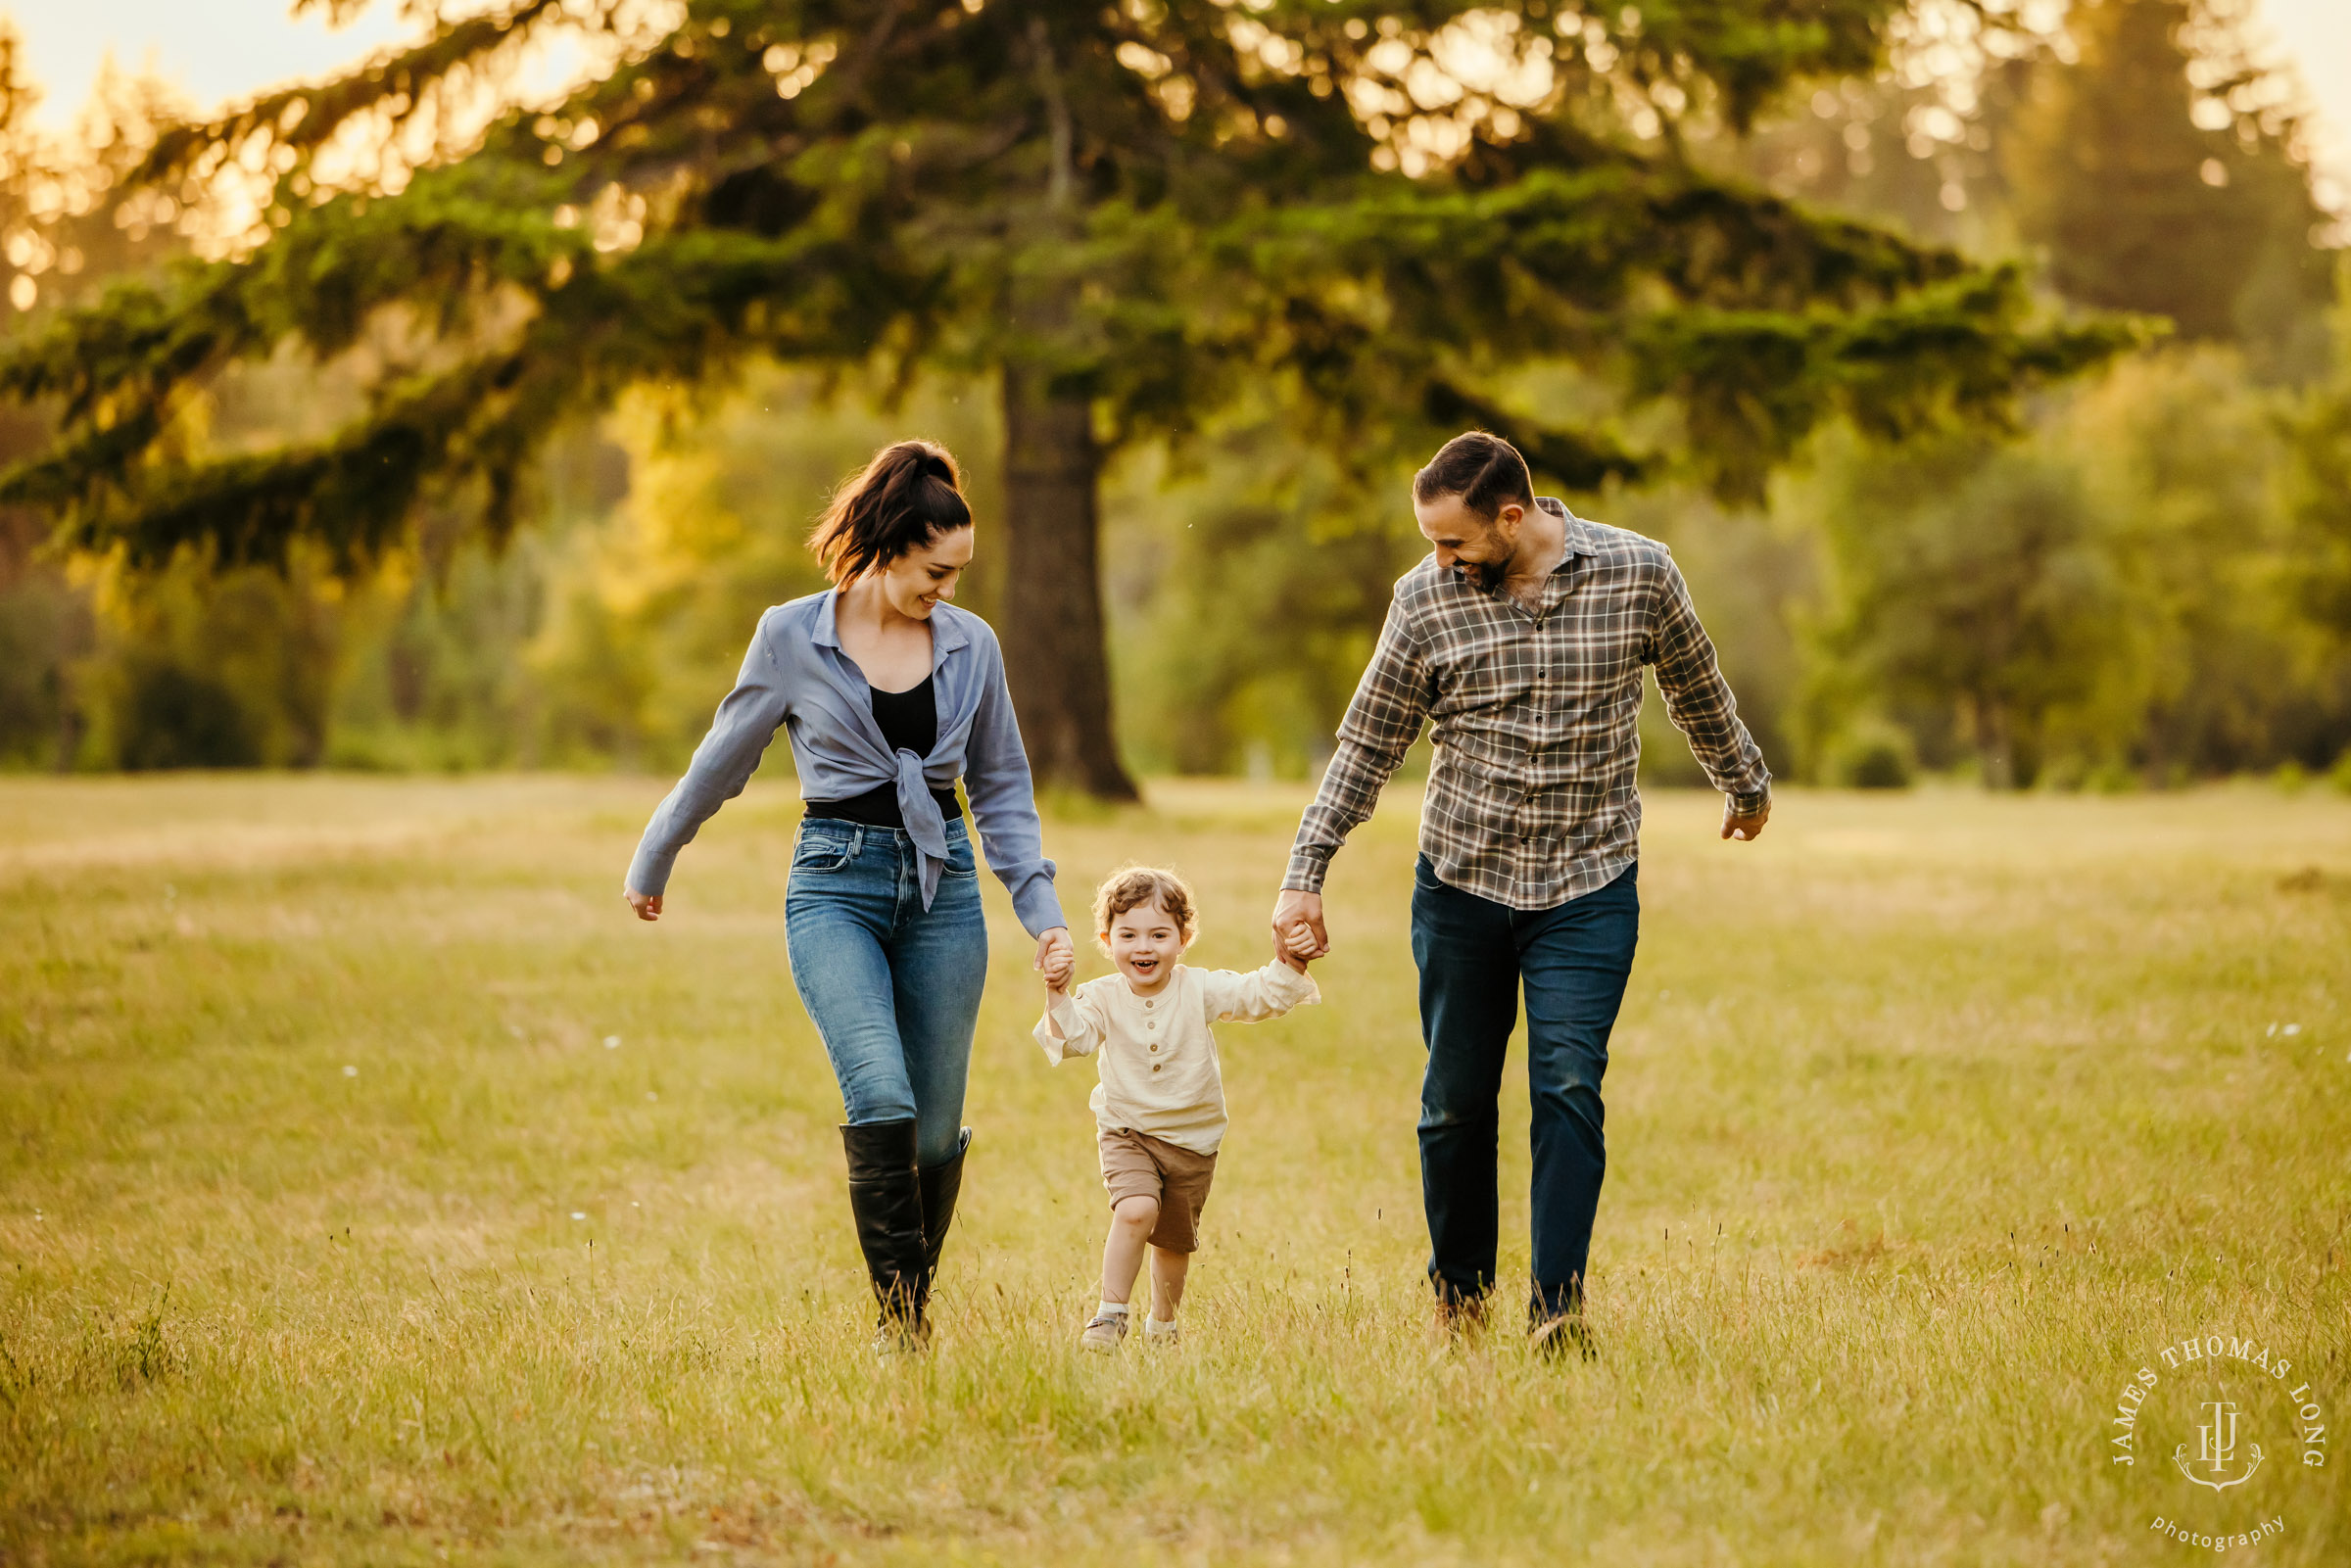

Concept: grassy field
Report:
left=2, top=774, right=2346, bottom=1565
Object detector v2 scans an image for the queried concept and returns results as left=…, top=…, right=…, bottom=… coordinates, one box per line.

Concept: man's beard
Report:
left=1457, top=558, right=1507, bottom=593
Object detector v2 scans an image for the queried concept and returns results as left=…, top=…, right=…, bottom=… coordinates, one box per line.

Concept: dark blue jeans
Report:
left=785, top=818, right=989, bottom=1169
left=1412, top=855, right=1639, bottom=1320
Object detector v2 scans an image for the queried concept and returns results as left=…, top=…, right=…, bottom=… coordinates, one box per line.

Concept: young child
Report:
left=1036, top=866, right=1319, bottom=1352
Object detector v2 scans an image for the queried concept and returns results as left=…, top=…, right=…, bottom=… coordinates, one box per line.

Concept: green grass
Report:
left=3, top=774, right=2347, bottom=1564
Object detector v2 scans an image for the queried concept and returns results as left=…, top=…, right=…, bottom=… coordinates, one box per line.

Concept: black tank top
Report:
left=804, top=674, right=962, bottom=828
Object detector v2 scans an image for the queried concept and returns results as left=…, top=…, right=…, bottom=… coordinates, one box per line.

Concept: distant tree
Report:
left=0, top=28, right=187, bottom=767
left=0, top=489, right=92, bottom=766
left=2285, top=300, right=2351, bottom=655
left=1099, top=417, right=1415, bottom=778
left=2065, top=347, right=2334, bottom=778
left=1804, top=429, right=2123, bottom=787
left=2006, top=0, right=2332, bottom=368
left=0, top=0, right=2128, bottom=794
left=1726, top=2, right=2046, bottom=257
left=1798, top=341, right=2351, bottom=787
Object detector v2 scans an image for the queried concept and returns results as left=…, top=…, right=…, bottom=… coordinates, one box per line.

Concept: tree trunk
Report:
left=998, top=360, right=1139, bottom=800
left=1972, top=692, right=2015, bottom=790
left=995, top=18, right=1137, bottom=801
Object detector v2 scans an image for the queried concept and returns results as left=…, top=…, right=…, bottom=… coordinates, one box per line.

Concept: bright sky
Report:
left=5, top=1, right=416, bottom=123
left=2251, top=0, right=2351, bottom=203
left=5, top=0, right=2350, bottom=196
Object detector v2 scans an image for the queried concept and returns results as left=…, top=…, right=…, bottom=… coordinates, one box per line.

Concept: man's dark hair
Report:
left=1414, top=431, right=1535, bottom=521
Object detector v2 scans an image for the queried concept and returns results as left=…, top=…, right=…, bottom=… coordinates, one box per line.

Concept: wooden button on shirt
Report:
left=1034, top=962, right=1320, bottom=1157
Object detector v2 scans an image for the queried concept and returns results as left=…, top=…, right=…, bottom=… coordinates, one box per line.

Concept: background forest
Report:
left=1, top=0, right=2347, bottom=793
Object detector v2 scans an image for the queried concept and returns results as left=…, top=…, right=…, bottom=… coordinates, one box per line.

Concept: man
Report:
left=1271, top=431, right=1769, bottom=1354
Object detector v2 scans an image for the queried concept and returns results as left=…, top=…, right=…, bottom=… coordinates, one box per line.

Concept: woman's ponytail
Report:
left=807, top=440, right=973, bottom=584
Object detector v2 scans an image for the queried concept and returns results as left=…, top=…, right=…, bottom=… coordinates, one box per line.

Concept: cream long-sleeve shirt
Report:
left=1034, top=961, right=1320, bottom=1155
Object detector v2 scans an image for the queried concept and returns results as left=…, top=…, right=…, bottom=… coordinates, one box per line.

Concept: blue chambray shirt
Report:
left=625, top=591, right=1067, bottom=936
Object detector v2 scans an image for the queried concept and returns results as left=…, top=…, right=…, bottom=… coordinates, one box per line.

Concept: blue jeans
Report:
left=785, top=818, right=989, bottom=1169
left=1412, top=855, right=1639, bottom=1319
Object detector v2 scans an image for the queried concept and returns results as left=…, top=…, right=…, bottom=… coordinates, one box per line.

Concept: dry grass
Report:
left=2, top=774, right=2346, bottom=1564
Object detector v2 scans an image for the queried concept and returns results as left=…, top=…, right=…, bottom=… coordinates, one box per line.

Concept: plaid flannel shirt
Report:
left=1285, top=499, right=1770, bottom=911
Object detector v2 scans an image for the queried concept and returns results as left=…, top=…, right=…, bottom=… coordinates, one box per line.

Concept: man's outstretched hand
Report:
left=1271, top=887, right=1329, bottom=961
left=1720, top=796, right=1771, bottom=842
left=1274, top=920, right=1319, bottom=974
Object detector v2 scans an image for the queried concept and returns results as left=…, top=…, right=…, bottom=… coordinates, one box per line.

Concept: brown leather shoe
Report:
left=1529, top=1312, right=1595, bottom=1362
left=1432, top=1293, right=1490, bottom=1340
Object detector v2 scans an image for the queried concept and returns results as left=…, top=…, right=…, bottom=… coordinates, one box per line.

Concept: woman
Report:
left=622, top=440, right=1076, bottom=1349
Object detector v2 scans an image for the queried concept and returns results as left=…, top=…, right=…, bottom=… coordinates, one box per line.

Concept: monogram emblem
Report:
left=2172, top=1400, right=2264, bottom=1492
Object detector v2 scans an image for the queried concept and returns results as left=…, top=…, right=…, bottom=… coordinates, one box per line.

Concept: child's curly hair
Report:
left=1090, top=866, right=1199, bottom=950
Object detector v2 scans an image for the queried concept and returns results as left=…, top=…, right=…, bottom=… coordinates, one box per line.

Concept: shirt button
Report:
left=1150, top=1043, right=1159, bottom=1053
left=1147, top=1021, right=1155, bottom=1030
left=1152, top=1064, right=1162, bottom=1072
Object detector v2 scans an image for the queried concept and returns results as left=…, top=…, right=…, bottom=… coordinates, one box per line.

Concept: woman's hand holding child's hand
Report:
left=1035, top=926, right=1077, bottom=993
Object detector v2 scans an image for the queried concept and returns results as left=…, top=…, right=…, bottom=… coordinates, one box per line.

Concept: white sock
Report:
left=1144, top=1315, right=1178, bottom=1337
left=1096, top=1300, right=1129, bottom=1318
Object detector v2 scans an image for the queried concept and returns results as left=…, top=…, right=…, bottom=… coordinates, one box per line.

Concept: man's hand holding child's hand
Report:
left=1276, top=923, right=1317, bottom=974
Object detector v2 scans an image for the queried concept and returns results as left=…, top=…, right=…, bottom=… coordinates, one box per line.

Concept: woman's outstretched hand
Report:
left=623, top=888, right=663, bottom=922
left=1033, top=926, right=1076, bottom=990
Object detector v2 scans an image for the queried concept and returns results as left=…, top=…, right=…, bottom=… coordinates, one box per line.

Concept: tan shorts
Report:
left=1097, top=1127, right=1219, bottom=1254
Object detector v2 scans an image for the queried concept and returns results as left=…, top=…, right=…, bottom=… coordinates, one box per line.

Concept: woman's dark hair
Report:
left=1413, top=431, right=1534, bottom=521
left=807, top=440, right=974, bottom=584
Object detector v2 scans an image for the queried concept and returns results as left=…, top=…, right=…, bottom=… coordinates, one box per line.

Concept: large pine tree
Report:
left=0, top=0, right=2127, bottom=794
left=2007, top=0, right=2331, bottom=356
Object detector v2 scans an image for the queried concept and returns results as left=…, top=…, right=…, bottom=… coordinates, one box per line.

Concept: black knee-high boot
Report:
left=917, top=1128, right=973, bottom=1304
left=840, top=1120, right=926, bottom=1338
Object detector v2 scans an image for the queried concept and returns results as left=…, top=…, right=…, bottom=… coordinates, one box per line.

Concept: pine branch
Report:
left=1, top=159, right=589, bottom=428
left=2, top=214, right=950, bottom=568
left=129, top=0, right=574, bottom=190
left=1242, top=163, right=1965, bottom=334
left=0, top=265, right=249, bottom=424
left=1632, top=268, right=2152, bottom=502
left=23, top=356, right=510, bottom=569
